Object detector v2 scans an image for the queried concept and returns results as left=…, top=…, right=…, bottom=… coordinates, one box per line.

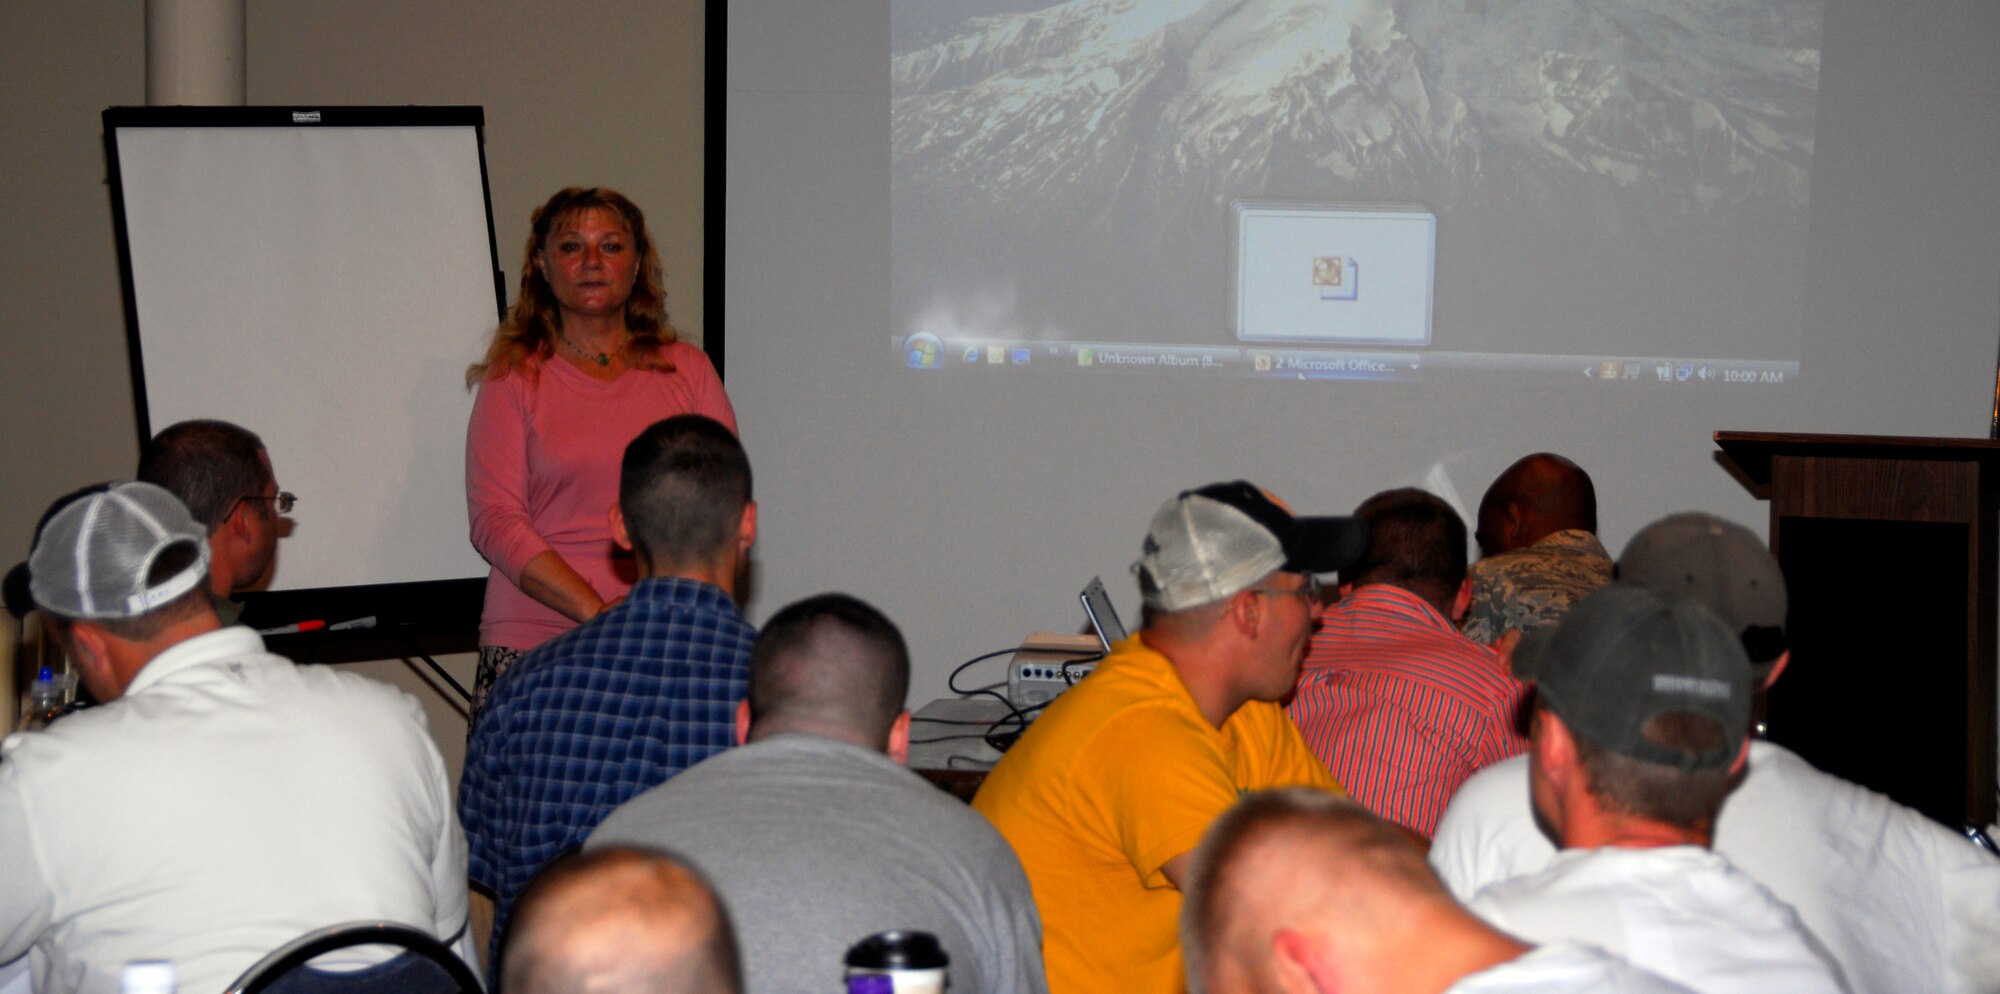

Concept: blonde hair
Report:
left=467, top=187, right=677, bottom=386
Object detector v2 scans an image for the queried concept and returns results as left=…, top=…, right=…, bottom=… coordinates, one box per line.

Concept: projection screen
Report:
left=724, top=0, right=2000, bottom=716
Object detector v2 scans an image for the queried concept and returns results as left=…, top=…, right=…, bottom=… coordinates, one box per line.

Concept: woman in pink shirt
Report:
left=464, top=187, right=736, bottom=716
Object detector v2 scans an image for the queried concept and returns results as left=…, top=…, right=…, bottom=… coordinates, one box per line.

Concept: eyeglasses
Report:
left=1252, top=574, right=1322, bottom=604
left=240, top=491, right=298, bottom=515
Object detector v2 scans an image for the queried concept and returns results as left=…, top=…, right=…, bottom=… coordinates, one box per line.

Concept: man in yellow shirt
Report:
left=973, top=481, right=1359, bottom=994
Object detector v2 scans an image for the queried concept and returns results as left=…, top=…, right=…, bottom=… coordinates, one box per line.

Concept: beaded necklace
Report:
left=558, top=330, right=615, bottom=367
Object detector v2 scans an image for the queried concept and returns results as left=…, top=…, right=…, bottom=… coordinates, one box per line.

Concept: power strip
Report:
left=1006, top=633, right=1102, bottom=709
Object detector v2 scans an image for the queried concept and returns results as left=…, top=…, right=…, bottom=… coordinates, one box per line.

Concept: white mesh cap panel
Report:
left=1133, top=493, right=1284, bottom=611
left=28, top=482, right=211, bottom=619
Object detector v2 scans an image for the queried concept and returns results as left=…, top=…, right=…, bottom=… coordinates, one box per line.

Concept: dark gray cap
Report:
left=1618, top=513, right=1785, bottom=663
left=1516, top=583, right=1752, bottom=771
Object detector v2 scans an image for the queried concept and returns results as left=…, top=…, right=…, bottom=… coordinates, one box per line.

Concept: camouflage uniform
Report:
left=1459, top=529, right=1614, bottom=645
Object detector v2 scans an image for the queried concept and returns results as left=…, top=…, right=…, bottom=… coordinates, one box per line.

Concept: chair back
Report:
left=222, top=922, right=482, bottom=994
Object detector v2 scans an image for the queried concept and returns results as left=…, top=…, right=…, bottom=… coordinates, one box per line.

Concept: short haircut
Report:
left=1557, top=706, right=1737, bottom=831
left=503, top=846, right=742, bottom=994
left=1138, top=576, right=1253, bottom=638
left=748, top=593, right=910, bottom=747
left=1482, top=453, right=1598, bottom=538
left=619, top=416, right=752, bottom=573
left=1340, top=488, right=1468, bottom=597
left=1183, top=789, right=1440, bottom=993
left=138, top=420, right=270, bottom=530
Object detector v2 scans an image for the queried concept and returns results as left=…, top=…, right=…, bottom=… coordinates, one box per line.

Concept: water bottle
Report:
left=21, top=667, right=65, bottom=731
left=120, top=961, right=176, bottom=994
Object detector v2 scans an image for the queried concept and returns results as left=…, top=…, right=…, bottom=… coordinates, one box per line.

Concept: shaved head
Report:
left=503, top=847, right=742, bottom=994
left=746, top=593, right=910, bottom=749
left=1477, top=453, right=1598, bottom=556
left=1182, top=790, right=1446, bottom=993
left=620, top=415, right=752, bottom=575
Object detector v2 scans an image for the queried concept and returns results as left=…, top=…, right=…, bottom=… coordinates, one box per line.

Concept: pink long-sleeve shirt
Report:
left=465, top=342, right=736, bottom=649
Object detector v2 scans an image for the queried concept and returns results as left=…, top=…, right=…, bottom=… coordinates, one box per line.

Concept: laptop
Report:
left=1080, top=576, right=1128, bottom=650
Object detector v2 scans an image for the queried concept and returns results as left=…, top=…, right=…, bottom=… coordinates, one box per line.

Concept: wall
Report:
left=0, top=1, right=708, bottom=776
left=0, top=2, right=147, bottom=555
left=246, top=2, right=710, bottom=347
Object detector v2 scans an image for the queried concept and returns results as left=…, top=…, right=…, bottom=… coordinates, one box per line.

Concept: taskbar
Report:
left=895, top=336, right=1798, bottom=386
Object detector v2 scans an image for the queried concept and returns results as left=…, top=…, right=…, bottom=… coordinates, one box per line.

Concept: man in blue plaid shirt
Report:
left=459, top=414, right=757, bottom=971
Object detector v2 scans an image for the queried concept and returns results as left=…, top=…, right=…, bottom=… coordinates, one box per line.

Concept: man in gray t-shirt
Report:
left=588, top=594, right=1047, bottom=994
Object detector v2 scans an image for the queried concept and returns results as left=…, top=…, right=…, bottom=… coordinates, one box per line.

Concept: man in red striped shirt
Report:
left=1288, top=488, right=1530, bottom=838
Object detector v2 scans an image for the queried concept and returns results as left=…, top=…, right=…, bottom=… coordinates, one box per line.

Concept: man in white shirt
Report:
left=0, top=482, right=471, bottom=994
left=1461, top=584, right=1848, bottom=994
left=1432, top=512, right=2000, bottom=993
left=1179, top=787, right=1698, bottom=994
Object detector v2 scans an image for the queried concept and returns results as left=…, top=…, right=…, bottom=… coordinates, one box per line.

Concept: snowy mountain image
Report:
left=890, top=0, right=1821, bottom=356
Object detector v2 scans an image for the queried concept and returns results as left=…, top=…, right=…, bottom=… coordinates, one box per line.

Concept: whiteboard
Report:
left=106, top=107, right=502, bottom=604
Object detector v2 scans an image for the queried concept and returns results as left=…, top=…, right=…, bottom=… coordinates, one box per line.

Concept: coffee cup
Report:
left=843, top=930, right=948, bottom=994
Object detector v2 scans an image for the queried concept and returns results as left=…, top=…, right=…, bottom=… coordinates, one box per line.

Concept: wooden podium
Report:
left=1715, top=432, right=2000, bottom=828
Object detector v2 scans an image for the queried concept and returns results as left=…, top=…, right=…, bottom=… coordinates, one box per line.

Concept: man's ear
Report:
left=1534, top=710, right=1579, bottom=782
left=216, top=501, right=252, bottom=549
left=1451, top=576, right=1475, bottom=623
left=610, top=504, right=632, bottom=552
left=1271, top=927, right=1333, bottom=994
left=734, top=698, right=752, bottom=746
left=737, top=501, right=758, bottom=555
left=1504, top=503, right=1529, bottom=547
left=1229, top=587, right=1263, bottom=640
left=887, top=709, right=912, bottom=766
left=60, top=621, right=122, bottom=704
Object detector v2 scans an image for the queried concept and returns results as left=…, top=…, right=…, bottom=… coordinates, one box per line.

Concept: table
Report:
left=908, top=696, right=1021, bottom=802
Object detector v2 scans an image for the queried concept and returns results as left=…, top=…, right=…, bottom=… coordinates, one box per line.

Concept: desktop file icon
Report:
left=1313, top=256, right=1359, bottom=300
